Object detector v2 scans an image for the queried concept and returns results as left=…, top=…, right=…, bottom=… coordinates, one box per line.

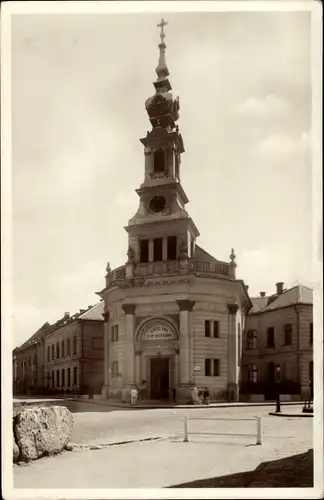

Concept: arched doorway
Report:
left=135, top=317, right=179, bottom=401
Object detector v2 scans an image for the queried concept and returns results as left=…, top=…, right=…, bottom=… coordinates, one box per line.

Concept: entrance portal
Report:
left=150, top=357, right=170, bottom=400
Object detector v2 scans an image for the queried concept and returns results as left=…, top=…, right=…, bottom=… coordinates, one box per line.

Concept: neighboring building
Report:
left=43, top=302, right=104, bottom=395
left=242, top=282, right=313, bottom=400
left=98, top=22, right=251, bottom=403
left=13, top=322, right=51, bottom=395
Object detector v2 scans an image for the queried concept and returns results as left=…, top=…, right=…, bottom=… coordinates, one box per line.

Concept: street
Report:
left=14, top=403, right=313, bottom=489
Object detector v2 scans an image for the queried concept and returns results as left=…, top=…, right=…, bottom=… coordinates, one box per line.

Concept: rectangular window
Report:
left=267, top=327, right=275, bottom=348
left=309, top=360, right=313, bottom=382
left=112, top=361, right=119, bottom=378
left=213, top=321, right=219, bottom=338
left=140, top=239, right=149, bottom=263
left=67, top=338, right=71, bottom=356
left=47, top=346, right=50, bottom=362
left=213, top=359, right=220, bottom=376
left=247, top=330, right=257, bottom=350
left=62, top=369, right=65, bottom=387
left=61, top=340, right=65, bottom=358
left=284, top=324, right=292, bottom=345
left=56, top=370, right=60, bottom=387
left=248, top=364, right=258, bottom=383
left=205, top=320, right=211, bottom=337
left=167, top=236, right=177, bottom=260
left=205, top=358, right=211, bottom=376
left=73, top=336, right=77, bottom=355
left=111, top=325, right=119, bottom=342
left=67, top=368, right=71, bottom=387
left=93, top=337, right=103, bottom=349
left=310, top=323, right=313, bottom=346
left=73, top=366, right=77, bottom=385
left=153, top=238, right=163, bottom=262
left=56, top=342, right=60, bottom=359
left=51, top=371, right=54, bottom=388
left=51, top=345, right=55, bottom=360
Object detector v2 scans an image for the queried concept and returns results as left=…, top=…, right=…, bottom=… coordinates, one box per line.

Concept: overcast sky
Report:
left=10, top=8, right=314, bottom=346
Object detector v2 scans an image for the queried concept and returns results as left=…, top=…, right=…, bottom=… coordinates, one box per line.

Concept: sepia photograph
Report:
left=1, top=1, right=322, bottom=498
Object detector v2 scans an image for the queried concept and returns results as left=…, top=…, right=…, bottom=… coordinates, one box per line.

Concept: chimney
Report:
left=276, top=282, right=284, bottom=295
left=64, top=312, right=70, bottom=318
left=79, top=309, right=86, bottom=314
left=260, top=292, right=266, bottom=297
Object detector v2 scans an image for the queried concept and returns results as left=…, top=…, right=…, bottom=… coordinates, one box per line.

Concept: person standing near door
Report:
left=130, top=387, right=138, bottom=405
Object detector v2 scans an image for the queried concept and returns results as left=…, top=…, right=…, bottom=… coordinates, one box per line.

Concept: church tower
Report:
left=100, top=20, right=251, bottom=404
left=125, top=19, right=199, bottom=274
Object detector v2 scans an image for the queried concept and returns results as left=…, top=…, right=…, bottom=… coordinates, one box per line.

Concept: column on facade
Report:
left=177, top=300, right=195, bottom=392
left=135, top=350, right=142, bottom=386
left=102, top=312, right=110, bottom=399
left=227, top=303, right=239, bottom=402
left=162, top=236, right=168, bottom=261
left=144, top=148, right=152, bottom=180
left=122, top=304, right=136, bottom=388
left=148, top=240, right=154, bottom=263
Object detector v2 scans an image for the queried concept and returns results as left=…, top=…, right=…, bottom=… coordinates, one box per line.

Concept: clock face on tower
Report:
left=149, top=195, right=166, bottom=213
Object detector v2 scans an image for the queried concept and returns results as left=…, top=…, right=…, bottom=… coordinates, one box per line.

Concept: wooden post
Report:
left=184, top=415, right=189, bottom=442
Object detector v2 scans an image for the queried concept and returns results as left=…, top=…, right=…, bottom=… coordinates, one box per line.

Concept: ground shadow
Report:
left=168, top=449, right=313, bottom=488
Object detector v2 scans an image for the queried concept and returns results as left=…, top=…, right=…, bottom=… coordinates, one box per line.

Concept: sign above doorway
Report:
left=144, top=323, right=176, bottom=341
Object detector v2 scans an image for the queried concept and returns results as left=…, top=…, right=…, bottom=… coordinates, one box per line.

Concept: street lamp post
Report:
left=275, top=364, right=281, bottom=413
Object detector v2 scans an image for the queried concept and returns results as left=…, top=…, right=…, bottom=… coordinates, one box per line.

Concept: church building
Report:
left=99, top=20, right=251, bottom=403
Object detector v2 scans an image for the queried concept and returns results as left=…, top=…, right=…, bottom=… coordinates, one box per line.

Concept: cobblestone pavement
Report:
left=13, top=404, right=314, bottom=489
left=69, top=404, right=313, bottom=448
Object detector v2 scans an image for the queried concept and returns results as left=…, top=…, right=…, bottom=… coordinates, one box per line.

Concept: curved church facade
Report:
left=99, top=20, right=251, bottom=403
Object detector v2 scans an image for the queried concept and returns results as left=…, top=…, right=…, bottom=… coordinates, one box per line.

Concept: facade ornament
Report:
left=127, top=247, right=135, bottom=263
left=179, top=240, right=188, bottom=261
left=230, top=248, right=236, bottom=265
left=106, top=261, right=111, bottom=274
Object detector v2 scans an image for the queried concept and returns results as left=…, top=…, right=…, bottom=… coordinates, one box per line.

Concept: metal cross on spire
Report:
left=157, top=18, right=168, bottom=44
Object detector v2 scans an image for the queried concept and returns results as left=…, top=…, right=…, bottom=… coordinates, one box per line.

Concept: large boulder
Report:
left=13, top=429, right=19, bottom=462
left=14, top=406, right=73, bottom=461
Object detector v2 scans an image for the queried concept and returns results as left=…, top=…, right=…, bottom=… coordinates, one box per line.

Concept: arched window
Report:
left=154, top=149, right=165, bottom=174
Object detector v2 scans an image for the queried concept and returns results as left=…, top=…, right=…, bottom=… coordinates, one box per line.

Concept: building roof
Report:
left=78, top=301, right=104, bottom=321
left=14, top=301, right=104, bottom=354
left=249, top=285, right=313, bottom=314
left=15, top=322, right=51, bottom=353
left=195, top=244, right=219, bottom=263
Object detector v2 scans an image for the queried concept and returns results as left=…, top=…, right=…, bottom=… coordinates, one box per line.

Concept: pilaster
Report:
left=122, top=304, right=136, bottom=389
left=177, top=300, right=195, bottom=400
left=102, top=312, right=110, bottom=399
left=227, top=303, right=239, bottom=402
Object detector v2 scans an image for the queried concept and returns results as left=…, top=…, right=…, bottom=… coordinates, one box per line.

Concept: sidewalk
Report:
left=65, top=396, right=305, bottom=410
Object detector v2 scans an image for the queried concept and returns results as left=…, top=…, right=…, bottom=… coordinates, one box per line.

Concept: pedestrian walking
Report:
left=130, top=387, right=138, bottom=405
left=198, top=388, right=203, bottom=405
left=203, top=386, right=210, bottom=405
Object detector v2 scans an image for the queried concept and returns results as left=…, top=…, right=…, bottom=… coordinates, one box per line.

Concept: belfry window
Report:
left=167, top=236, right=177, bottom=260
left=140, top=239, right=149, bottom=263
left=154, top=149, right=165, bottom=174
left=153, top=238, right=163, bottom=262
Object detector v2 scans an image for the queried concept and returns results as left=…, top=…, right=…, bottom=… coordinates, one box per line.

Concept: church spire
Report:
left=154, top=18, right=171, bottom=92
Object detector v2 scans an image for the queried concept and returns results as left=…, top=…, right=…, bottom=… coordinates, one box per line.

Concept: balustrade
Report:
left=106, top=258, right=230, bottom=286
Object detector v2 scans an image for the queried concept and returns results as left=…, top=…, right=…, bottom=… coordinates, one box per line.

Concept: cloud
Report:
left=238, top=94, right=290, bottom=120
left=252, top=131, right=310, bottom=160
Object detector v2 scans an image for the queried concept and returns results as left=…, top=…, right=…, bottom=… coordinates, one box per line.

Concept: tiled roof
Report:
left=78, top=301, right=104, bottom=321
left=250, top=285, right=313, bottom=314
left=16, top=322, right=51, bottom=352
left=195, top=245, right=218, bottom=263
